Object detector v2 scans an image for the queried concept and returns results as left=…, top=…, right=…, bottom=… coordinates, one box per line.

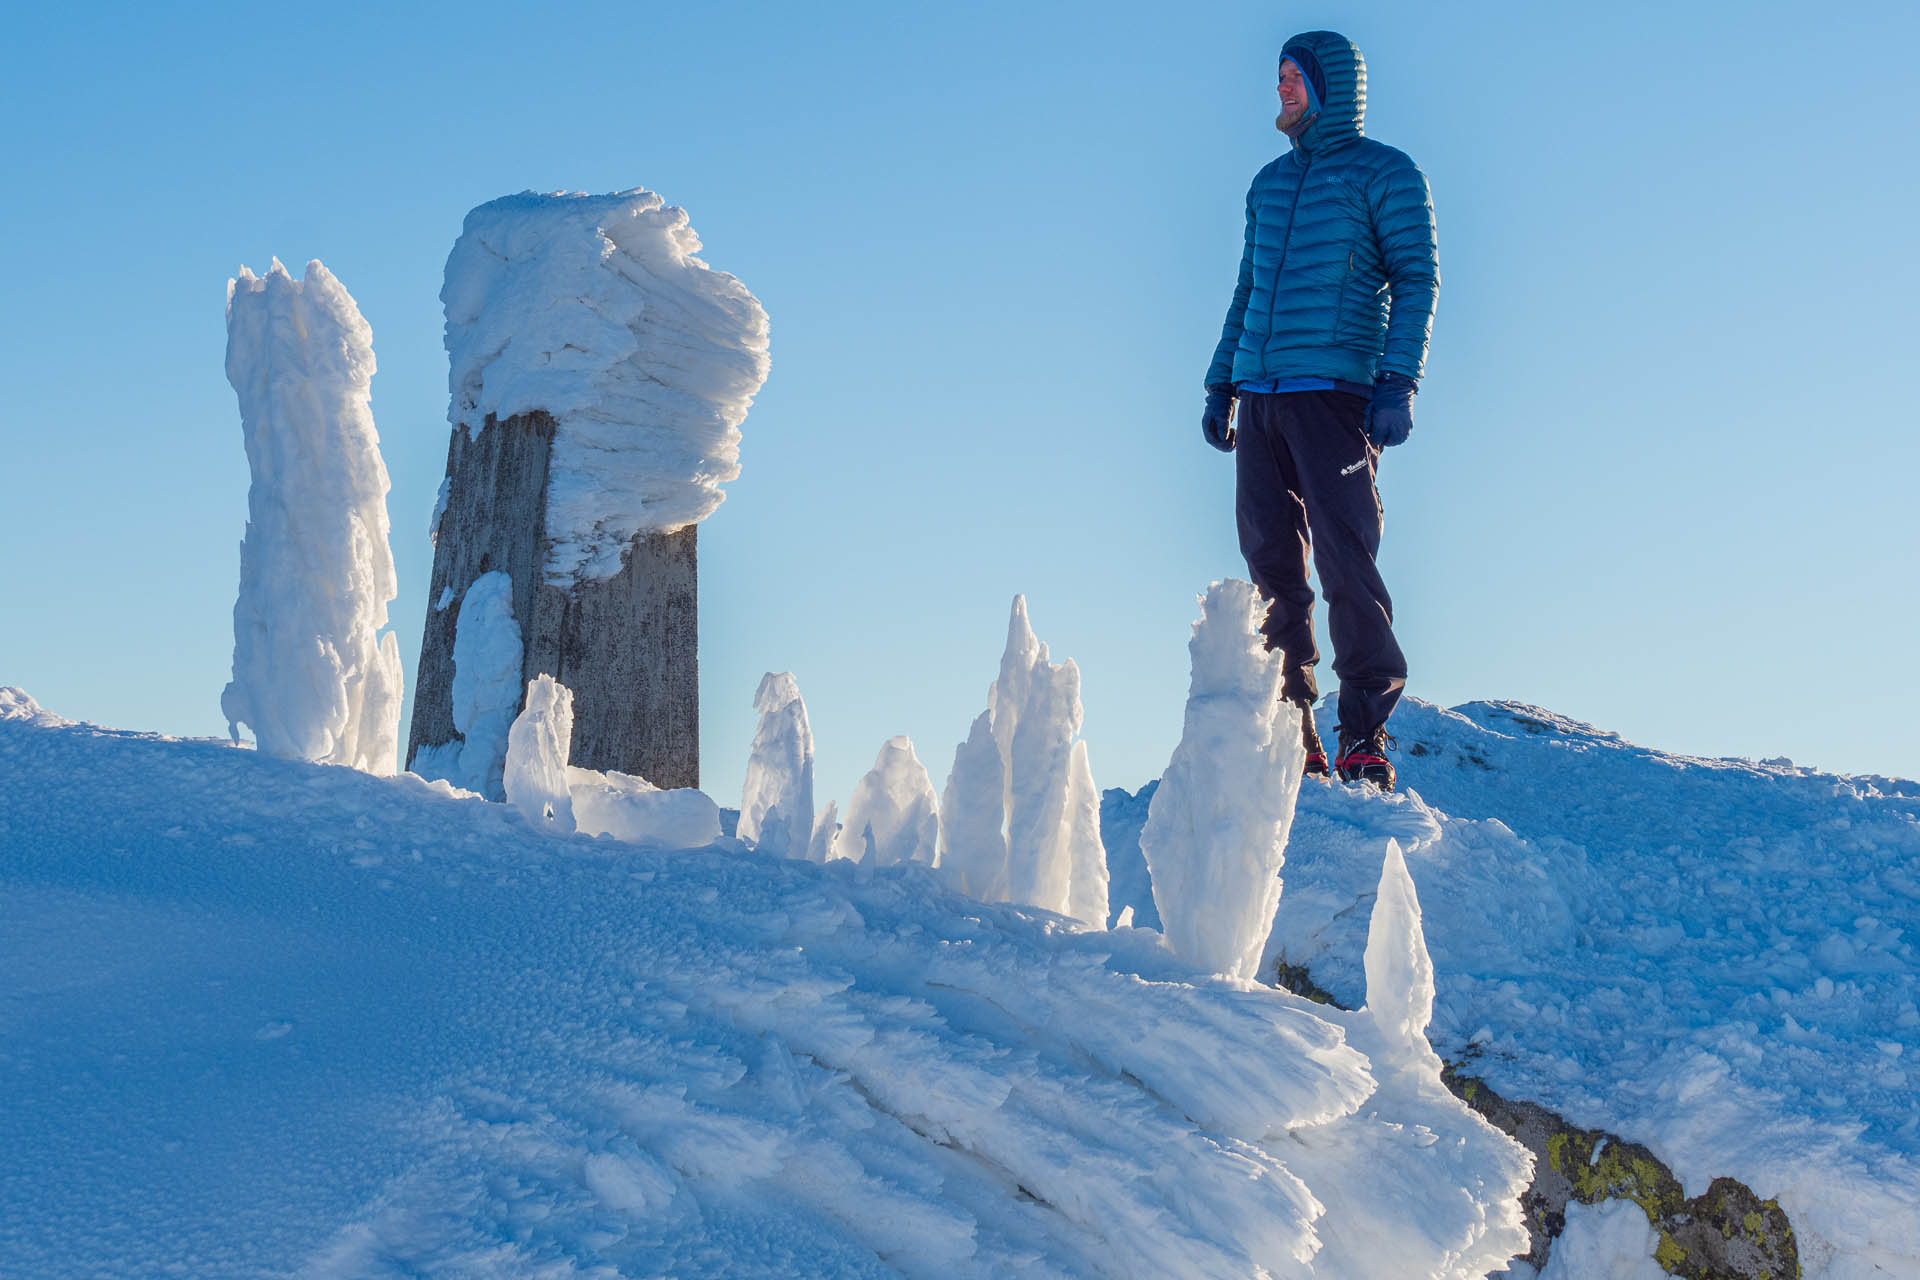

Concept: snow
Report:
left=502, top=673, right=575, bottom=831
left=938, top=709, right=1008, bottom=899
left=1101, top=780, right=1162, bottom=931
left=1141, top=579, right=1306, bottom=981
left=938, top=596, right=1107, bottom=927
left=833, top=735, right=940, bottom=867
left=219, top=258, right=403, bottom=774
left=1537, top=1200, right=1666, bottom=1279
left=441, top=189, right=772, bottom=582
left=737, top=671, right=814, bottom=859
left=569, top=765, right=722, bottom=849
left=0, top=692, right=1530, bottom=1278
left=1265, top=695, right=1920, bottom=1279
left=410, top=570, right=522, bottom=800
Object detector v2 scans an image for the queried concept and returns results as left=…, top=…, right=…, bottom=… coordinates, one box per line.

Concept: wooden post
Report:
left=408, top=410, right=700, bottom=792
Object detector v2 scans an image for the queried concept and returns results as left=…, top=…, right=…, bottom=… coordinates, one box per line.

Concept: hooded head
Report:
left=1277, top=31, right=1366, bottom=153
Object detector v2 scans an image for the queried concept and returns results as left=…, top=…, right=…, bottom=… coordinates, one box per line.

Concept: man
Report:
left=1201, top=29, right=1438, bottom=792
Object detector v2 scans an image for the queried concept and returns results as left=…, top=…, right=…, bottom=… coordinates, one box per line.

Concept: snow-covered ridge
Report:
left=441, top=189, right=772, bottom=581
left=0, top=697, right=1528, bottom=1278
left=1260, top=696, right=1920, bottom=1280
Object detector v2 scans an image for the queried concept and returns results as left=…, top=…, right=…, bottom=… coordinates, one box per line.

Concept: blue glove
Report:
left=1201, top=387, right=1236, bottom=452
left=1365, top=373, right=1417, bottom=448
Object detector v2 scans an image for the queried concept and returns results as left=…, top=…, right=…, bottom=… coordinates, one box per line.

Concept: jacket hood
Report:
left=1280, top=31, right=1365, bottom=155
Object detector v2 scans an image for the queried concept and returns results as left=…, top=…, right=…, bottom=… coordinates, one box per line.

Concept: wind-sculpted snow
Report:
left=737, top=671, right=815, bottom=860
left=1266, top=695, right=1920, bottom=1279
left=442, top=189, right=771, bottom=581
left=1142, top=579, right=1306, bottom=980
left=503, top=672, right=574, bottom=830
left=220, top=258, right=403, bottom=774
left=1, top=697, right=1530, bottom=1278
left=941, top=596, right=1108, bottom=926
left=833, top=734, right=940, bottom=867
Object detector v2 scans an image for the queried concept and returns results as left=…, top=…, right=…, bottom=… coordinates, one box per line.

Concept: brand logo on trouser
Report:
left=1340, top=456, right=1368, bottom=477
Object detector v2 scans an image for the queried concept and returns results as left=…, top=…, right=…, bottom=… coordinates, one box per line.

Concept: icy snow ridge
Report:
left=220, top=258, right=402, bottom=774
left=441, top=189, right=771, bottom=581
left=2, top=697, right=1531, bottom=1279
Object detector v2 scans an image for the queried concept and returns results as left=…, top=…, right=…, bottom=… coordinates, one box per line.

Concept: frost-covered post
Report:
left=409, top=189, right=770, bottom=793
left=221, top=259, right=403, bottom=774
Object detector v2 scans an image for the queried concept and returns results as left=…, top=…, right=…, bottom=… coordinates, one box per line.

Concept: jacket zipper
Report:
left=1265, top=155, right=1312, bottom=338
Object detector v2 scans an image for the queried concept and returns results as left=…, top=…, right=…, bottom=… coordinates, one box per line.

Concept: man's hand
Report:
left=1365, top=373, right=1417, bottom=448
left=1202, top=387, right=1237, bottom=452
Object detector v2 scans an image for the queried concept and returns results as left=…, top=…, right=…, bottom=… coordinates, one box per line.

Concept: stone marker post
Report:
left=407, top=190, right=769, bottom=796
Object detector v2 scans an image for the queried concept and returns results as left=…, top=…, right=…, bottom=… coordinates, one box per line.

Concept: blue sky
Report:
left=2, top=0, right=1915, bottom=805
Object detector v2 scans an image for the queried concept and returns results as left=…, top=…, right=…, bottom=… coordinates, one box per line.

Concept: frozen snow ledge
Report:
left=1, top=706, right=1528, bottom=1278
left=441, top=189, right=771, bottom=582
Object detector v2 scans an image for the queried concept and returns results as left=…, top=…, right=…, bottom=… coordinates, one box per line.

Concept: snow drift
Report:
left=440, top=189, right=772, bottom=581
left=220, top=258, right=403, bottom=774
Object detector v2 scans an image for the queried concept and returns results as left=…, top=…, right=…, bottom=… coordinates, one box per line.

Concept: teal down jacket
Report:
left=1206, top=31, right=1439, bottom=391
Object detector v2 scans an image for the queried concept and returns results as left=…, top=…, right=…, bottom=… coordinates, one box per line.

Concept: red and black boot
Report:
left=1335, top=725, right=1397, bottom=791
left=1298, top=702, right=1330, bottom=778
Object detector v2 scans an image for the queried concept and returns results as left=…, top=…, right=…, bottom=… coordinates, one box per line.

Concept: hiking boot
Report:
left=1297, top=701, right=1330, bottom=778
left=1335, top=725, right=1397, bottom=791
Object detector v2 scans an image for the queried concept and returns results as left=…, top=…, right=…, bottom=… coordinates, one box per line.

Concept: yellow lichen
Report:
left=1654, top=1231, right=1688, bottom=1271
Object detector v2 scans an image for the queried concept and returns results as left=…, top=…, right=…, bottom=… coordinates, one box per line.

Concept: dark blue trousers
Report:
left=1234, top=390, right=1407, bottom=736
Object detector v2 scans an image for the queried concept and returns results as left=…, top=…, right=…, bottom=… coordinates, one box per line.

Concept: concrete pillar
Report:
left=408, top=410, right=700, bottom=792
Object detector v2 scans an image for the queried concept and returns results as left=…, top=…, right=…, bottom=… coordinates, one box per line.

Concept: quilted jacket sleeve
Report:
left=1369, top=155, right=1439, bottom=381
left=1204, top=184, right=1257, bottom=390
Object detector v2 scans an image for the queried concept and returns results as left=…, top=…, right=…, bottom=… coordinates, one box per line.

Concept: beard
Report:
left=1275, top=104, right=1308, bottom=133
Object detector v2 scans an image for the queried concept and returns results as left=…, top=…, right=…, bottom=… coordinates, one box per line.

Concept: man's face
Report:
left=1276, top=58, right=1311, bottom=131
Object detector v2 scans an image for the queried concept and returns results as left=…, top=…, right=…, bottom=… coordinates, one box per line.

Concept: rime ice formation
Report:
left=806, top=800, right=838, bottom=864
left=441, top=189, right=771, bottom=581
left=939, top=710, right=1009, bottom=899
left=411, top=572, right=522, bottom=799
left=737, top=672, right=814, bottom=859
left=503, top=675, right=575, bottom=832
left=1063, top=740, right=1110, bottom=931
left=1140, top=579, right=1306, bottom=981
left=1364, top=840, right=1440, bottom=1070
left=833, top=736, right=940, bottom=868
left=220, top=258, right=403, bottom=774
left=569, top=767, right=721, bottom=849
left=939, top=597, right=1107, bottom=927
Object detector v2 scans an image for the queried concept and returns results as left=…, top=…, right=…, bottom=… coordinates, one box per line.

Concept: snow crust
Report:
left=0, top=699, right=1532, bottom=1278
left=937, top=597, right=1107, bottom=927
left=442, top=189, right=771, bottom=581
left=220, top=258, right=402, bottom=773
left=1265, top=695, right=1920, bottom=1279
left=737, top=671, right=814, bottom=859
left=1141, top=579, right=1305, bottom=981
left=833, top=735, right=940, bottom=867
